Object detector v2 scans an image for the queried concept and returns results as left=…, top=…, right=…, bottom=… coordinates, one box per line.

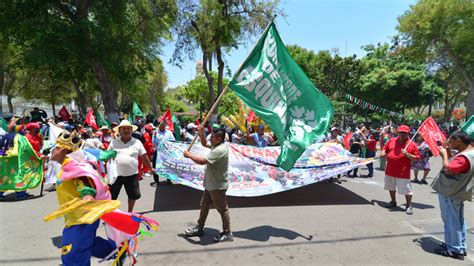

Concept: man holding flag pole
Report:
left=182, top=17, right=333, bottom=242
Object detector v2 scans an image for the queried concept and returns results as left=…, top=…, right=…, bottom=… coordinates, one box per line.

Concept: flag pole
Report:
left=405, top=117, right=429, bottom=149
left=187, top=86, right=229, bottom=151
left=187, top=16, right=278, bottom=151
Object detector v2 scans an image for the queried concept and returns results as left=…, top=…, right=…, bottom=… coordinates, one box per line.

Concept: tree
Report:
left=178, top=72, right=239, bottom=118
left=2, top=0, right=177, bottom=122
left=357, top=43, right=438, bottom=116
left=172, top=0, right=281, bottom=121
left=397, top=0, right=474, bottom=118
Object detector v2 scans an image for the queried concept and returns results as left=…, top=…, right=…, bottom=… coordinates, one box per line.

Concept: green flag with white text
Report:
left=460, top=115, right=474, bottom=139
left=229, top=22, right=333, bottom=171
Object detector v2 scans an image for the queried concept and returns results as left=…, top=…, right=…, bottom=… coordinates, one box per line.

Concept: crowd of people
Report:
left=0, top=107, right=472, bottom=262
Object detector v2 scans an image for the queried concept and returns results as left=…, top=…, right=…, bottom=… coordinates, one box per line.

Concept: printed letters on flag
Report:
left=417, top=116, right=446, bottom=157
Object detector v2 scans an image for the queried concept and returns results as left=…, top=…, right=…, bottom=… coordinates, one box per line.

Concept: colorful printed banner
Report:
left=345, top=93, right=413, bottom=120
left=0, top=135, right=44, bottom=191
left=155, top=141, right=372, bottom=197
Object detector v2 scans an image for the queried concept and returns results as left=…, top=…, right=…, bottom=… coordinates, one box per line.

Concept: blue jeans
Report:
left=366, top=150, right=376, bottom=175
left=438, top=193, right=467, bottom=254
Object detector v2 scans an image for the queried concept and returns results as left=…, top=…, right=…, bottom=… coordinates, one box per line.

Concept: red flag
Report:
left=247, top=111, right=256, bottom=123
left=58, top=105, right=71, bottom=121
left=417, top=116, right=446, bottom=157
left=343, top=132, right=353, bottom=150
left=159, top=109, right=174, bottom=132
left=84, top=109, right=98, bottom=130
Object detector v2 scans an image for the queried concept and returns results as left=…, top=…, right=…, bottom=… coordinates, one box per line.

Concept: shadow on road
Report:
left=370, top=199, right=435, bottom=211
left=145, top=181, right=371, bottom=213
left=413, top=235, right=443, bottom=255
left=178, top=225, right=312, bottom=246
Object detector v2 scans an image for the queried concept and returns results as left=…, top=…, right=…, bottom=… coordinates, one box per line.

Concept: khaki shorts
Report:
left=384, top=175, right=412, bottom=195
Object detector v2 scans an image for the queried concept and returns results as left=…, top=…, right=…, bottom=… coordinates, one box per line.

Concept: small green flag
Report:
left=229, top=22, right=333, bottom=171
left=0, top=135, right=44, bottom=191
left=172, top=115, right=182, bottom=141
left=95, top=111, right=109, bottom=128
left=133, top=101, right=145, bottom=119
left=460, top=115, right=474, bottom=139
left=99, top=150, right=117, bottom=161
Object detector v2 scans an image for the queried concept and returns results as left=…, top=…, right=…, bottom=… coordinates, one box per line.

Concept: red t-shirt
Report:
left=366, top=135, right=377, bottom=151
left=447, top=155, right=471, bottom=174
left=384, top=137, right=420, bottom=179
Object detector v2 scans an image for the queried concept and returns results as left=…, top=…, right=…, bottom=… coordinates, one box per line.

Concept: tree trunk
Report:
left=7, top=95, right=13, bottom=114
left=0, top=66, right=4, bottom=116
left=72, top=79, right=87, bottom=115
left=215, top=46, right=225, bottom=118
left=91, top=59, right=119, bottom=122
left=202, top=53, right=215, bottom=114
left=466, top=80, right=474, bottom=119
left=149, top=86, right=158, bottom=116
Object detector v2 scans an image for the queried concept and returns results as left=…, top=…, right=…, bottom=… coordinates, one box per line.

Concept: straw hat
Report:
left=113, top=120, right=138, bottom=134
left=99, top=125, right=109, bottom=131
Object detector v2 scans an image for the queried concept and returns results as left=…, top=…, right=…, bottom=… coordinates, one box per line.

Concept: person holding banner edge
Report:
left=183, top=125, right=233, bottom=243
left=381, top=125, right=420, bottom=215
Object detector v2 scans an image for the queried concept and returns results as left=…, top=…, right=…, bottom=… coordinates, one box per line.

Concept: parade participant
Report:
left=99, top=125, right=113, bottom=149
left=108, top=120, right=154, bottom=212
left=411, top=134, right=431, bottom=184
left=25, top=122, right=43, bottom=156
left=432, top=131, right=473, bottom=260
left=380, top=125, right=420, bottom=214
left=379, top=126, right=391, bottom=170
left=184, top=123, right=198, bottom=143
left=142, top=124, right=155, bottom=175
left=347, top=129, right=363, bottom=177
left=361, top=128, right=376, bottom=177
left=184, top=125, right=233, bottom=243
left=150, top=121, right=175, bottom=187
left=231, top=128, right=243, bottom=144
left=48, top=131, right=118, bottom=265
left=246, top=124, right=274, bottom=147
left=30, top=107, right=47, bottom=123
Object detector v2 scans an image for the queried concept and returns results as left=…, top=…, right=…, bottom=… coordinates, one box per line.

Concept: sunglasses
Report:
left=60, top=132, right=81, bottom=144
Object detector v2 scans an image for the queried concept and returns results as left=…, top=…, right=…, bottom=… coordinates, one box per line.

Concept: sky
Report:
left=161, top=0, right=417, bottom=89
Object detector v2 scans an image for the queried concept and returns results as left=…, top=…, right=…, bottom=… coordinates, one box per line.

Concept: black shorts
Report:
left=109, top=174, right=141, bottom=200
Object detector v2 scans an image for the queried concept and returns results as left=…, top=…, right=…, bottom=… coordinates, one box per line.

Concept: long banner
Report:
left=155, top=141, right=372, bottom=197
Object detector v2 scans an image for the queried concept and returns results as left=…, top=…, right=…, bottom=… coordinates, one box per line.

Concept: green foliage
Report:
left=397, top=0, right=474, bottom=118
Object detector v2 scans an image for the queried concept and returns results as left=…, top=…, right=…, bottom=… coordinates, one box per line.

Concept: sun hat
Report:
left=113, top=120, right=138, bottom=134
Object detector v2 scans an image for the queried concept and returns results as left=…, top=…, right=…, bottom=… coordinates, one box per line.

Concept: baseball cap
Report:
left=397, top=125, right=410, bottom=133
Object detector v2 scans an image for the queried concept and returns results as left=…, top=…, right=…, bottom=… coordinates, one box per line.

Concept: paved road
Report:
left=1, top=156, right=473, bottom=265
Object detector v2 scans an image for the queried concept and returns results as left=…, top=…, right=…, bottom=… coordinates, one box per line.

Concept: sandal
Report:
left=435, top=248, right=464, bottom=260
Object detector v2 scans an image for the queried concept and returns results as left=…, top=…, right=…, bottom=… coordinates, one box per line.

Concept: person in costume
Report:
left=49, top=131, right=119, bottom=265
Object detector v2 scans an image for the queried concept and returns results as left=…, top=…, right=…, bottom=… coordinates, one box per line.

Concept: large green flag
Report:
left=460, top=115, right=474, bottom=139
left=0, top=135, right=44, bottom=191
left=133, top=101, right=145, bottom=119
left=229, top=22, right=333, bottom=171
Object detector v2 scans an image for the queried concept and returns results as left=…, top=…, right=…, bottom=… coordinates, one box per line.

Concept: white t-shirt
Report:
left=108, top=137, right=146, bottom=176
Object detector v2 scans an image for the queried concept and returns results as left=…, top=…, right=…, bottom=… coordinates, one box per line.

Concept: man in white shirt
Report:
left=150, top=121, right=175, bottom=187
left=108, top=120, right=154, bottom=212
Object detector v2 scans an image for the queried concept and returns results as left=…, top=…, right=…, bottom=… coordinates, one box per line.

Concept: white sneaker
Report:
left=405, top=205, right=413, bottom=215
